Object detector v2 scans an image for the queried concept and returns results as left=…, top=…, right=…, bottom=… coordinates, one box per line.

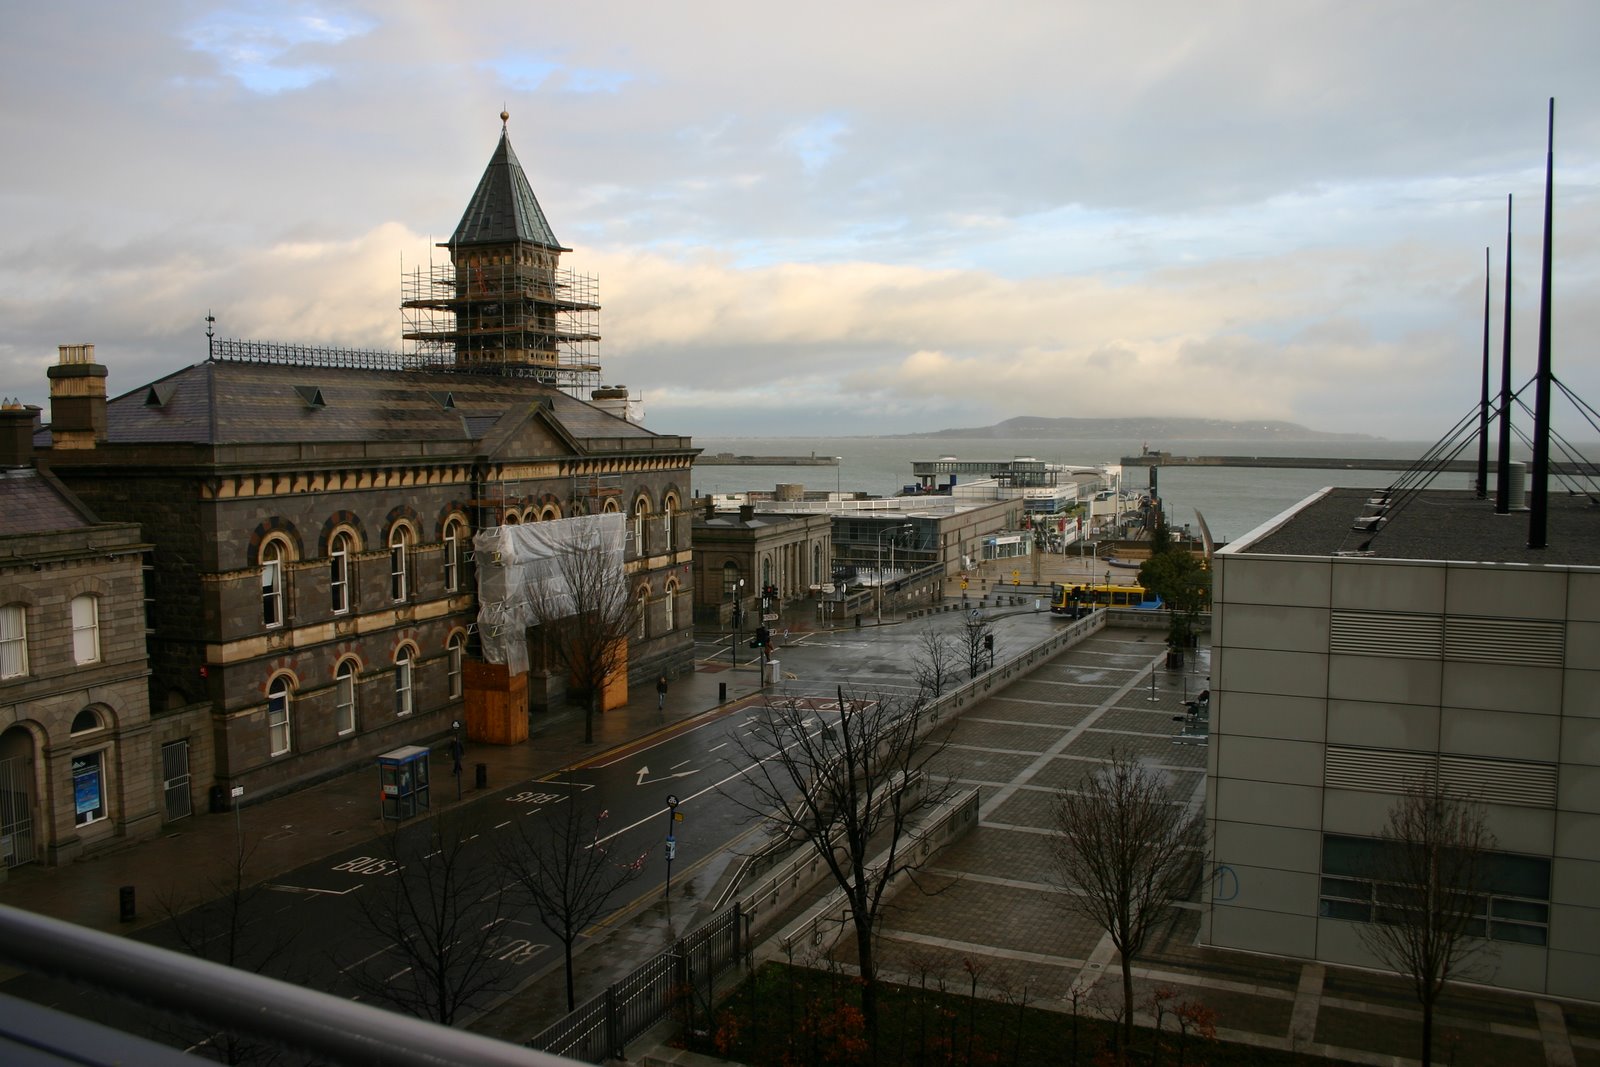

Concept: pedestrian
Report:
left=656, top=675, right=668, bottom=710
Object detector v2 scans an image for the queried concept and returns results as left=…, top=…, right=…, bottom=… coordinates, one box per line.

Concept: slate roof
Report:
left=450, top=128, right=563, bottom=250
left=0, top=467, right=98, bottom=536
left=1234, top=486, right=1600, bottom=566
left=50, top=361, right=684, bottom=455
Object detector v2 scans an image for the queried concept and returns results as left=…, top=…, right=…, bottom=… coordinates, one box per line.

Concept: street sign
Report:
left=959, top=580, right=968, bottom=590
left=229, top=787, right=244, bottom=799
left=762, top=613, right=779, bottom=621
left=665, top=838, right=676, bottom=861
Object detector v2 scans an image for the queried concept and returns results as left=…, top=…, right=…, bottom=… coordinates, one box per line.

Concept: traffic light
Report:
left=983, top=634, right=994, bottom=652
left=763, top=583, right=778, bottom=601
left=755, top=626, right=772, bottom=648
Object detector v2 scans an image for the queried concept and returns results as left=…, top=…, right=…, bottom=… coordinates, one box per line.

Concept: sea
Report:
left=689, top=435, right=1564, bottom=546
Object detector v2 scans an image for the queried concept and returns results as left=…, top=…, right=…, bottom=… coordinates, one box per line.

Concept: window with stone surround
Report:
left=334, top=659, right=357, bottom=735
left=394, top=645, right=415, bottom=717
left=389, top=525, right=413, bottom=602
left=261, top=538, right=289, bottom=628
left=330, top=531, right=354, bottom=615
left=267, top=676, right=292, bottom=756
left=0, top=603, right=27, bottom=679
left=71, top=594, right=100, bottom=665
left=443, top=517, right=466, bottom=593
left=447, top=633, right=464, bottom=699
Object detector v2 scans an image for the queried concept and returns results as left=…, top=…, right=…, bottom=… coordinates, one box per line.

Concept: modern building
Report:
left=1203, top=485, right=1599, bottom=1001
left=28, top=117, right=697, bottom=809
left=1, top=402, right=165, bottom=867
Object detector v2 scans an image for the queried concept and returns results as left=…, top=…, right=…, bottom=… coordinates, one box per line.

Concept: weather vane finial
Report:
left=500, top=105, right=509, bottom=128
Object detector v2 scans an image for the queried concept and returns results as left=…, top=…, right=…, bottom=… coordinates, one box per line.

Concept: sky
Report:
left=3, top=2, right=1599, bottom=440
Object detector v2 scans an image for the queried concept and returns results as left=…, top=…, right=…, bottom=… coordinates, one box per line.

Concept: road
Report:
left=4, top=602, right=1069, bottom=1052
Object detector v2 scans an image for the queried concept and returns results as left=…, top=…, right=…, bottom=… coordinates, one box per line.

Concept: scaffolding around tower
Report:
left=401, top=251, right=602, bottom=395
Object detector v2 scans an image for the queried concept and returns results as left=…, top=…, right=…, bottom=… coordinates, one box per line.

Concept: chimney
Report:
left=47, top=344, right=108, bottom=449
left=738, top=504, right=755, bottom=523
left=0, top=401, right=41, bottom=468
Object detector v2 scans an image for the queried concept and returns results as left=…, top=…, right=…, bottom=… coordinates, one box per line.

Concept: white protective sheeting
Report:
left=473, top=512, right=626, bottom=675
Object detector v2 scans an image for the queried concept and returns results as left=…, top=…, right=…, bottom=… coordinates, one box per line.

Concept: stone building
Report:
left=30, top=119, right=697, bottom=808
left=1, top=401, right=164, bottom=867
left=691, top=504, right=834, bottom=628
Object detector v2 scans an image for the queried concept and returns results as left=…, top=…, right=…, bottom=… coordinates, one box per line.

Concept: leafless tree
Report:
left=497, top=797, right=648, bottom=1012
left=1048, top=753, right=1204, bottom=1056
left=1356, top=774, right=1496, bottom=1066
left=526, top=520, right=643, bottom=744
left=341, top=811, right=516, bottom=1026
left=911, top=626, right=961, bottom=698
left=723, top=687, right=954, bottom=1048
left=157, top=833, right=298, bottom=1064
left=963, top=614, right=994, bottom=679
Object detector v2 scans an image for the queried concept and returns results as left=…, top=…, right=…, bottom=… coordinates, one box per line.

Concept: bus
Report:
left=1050, top=582, right=1163, bottom=616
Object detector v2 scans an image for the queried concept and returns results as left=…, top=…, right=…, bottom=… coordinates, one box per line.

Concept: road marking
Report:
left=709, top=742, right=727, bottom=752
left=495, top=820, right=511, bottom=829
left=264, top=883, right=364, bottom=896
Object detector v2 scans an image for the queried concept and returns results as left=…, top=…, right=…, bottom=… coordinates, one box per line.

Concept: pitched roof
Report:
left=450, top=128, right=563, bottom=250
left=0, top=467, right=98, bottom=535
left=73, top=361, right=687, bottom=459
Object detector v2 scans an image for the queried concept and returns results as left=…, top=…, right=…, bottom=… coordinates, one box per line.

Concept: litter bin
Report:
left=475, top=762, right=488, bottom=790
left=764, top=659, right=781, bottom=685
left=209, top=784, right=227, bottom=814
left=119, top=885, right=136, bottom=923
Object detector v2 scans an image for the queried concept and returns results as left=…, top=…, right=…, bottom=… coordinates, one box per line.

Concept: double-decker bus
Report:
left=1050, top=582, right=1163, bottom=616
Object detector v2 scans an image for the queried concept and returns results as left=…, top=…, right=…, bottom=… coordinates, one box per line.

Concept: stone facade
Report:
left=1, top=434, right=170, bottom=866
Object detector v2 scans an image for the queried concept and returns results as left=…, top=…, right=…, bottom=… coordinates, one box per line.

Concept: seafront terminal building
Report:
left=1203, top=485, right=1600, bottom=1000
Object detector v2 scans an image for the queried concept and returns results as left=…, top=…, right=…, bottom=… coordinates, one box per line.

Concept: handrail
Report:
left=0, top=903, right=578, bottom=1067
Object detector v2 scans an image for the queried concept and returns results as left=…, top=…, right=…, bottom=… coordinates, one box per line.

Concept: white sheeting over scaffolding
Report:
left=473, top=512, right=626, bottom=675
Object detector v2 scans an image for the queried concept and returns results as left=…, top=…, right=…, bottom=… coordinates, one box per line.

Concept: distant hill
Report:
left=890, top=416, right=1377, bottom=442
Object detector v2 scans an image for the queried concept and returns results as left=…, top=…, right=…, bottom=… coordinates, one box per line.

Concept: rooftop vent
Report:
left=429, top=391, right=456, bottom=410
left=1350, top=516, right=1384, bottom=532
left=294, top=386, right=326, bottom=408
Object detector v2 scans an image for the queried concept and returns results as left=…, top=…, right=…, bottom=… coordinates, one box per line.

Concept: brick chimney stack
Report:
left=0, top=400, right=41, bottom=468
left=47, top=344, right=108, bottom=449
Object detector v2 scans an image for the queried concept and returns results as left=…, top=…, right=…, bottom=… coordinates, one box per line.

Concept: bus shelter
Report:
left=377, top=745, right=430, bottom=820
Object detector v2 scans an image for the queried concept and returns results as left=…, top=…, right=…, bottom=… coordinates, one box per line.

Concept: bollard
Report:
left=719, top=681, right=727, bottom=703
left=474, top=762, right=488, bottom=790
left=119, top=885, right=136, bottom=923
left=855, top=613, right=861, bottom=629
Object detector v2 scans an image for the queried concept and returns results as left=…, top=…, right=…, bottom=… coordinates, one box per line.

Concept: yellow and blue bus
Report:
left=1050, top=582, right=1163, bottom=616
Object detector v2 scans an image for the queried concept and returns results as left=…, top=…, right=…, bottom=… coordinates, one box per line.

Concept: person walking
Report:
left=656, top=675, right=668, bottom=710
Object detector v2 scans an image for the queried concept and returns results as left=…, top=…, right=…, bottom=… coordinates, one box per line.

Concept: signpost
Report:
left=664, top=794, right=680, bottom=899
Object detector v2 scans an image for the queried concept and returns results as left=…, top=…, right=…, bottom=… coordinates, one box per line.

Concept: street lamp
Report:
left=1104, top=569, right=1112, bottom=610
left=729, top=578, right=745, bottom=666
left=876, top=522, right=914, bottom=625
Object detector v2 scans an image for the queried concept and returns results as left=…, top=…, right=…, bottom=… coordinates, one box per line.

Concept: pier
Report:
left=697, top=452, right=839, bottom=466
left=1121, top=454, right=1600, bottom=476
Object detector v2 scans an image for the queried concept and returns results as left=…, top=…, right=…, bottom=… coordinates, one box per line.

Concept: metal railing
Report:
left=0, top=903, right=578, bottom=1067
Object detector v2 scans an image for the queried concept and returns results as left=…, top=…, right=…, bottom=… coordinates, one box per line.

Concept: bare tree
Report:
left=962, top=614, right=994, bottom=679
left=911, top=626, right=961, bottom=698
left=157, top=833, right=298, bottom=1064
left=1356, top=774, right=1496, bottom=1066
left=497, top=797, right=648, bottom=1011
left=526, top=519, right=643, bottom=744
left=1048, top=753, right=1204, bottom=1056
left=341, top=811, right=516, bottom=1026
left=724, top=687, right=953, bottom=1047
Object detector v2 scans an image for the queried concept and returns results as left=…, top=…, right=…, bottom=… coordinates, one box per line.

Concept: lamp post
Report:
left=729, top=578, right=745, bottom=667
left=1104, top=569, right=1112, bottom=610
left=876, top=523, right=914, bottom=625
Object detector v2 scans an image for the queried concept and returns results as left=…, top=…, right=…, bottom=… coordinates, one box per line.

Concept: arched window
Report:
left=631, top=496, right=650, bottom=554
left=721, top=562, right=740, bottom=599
left=662, top=494, right=677, bottom=550
left=540, top=504, right=561, bottom=522
left=389, top=525, right=413, bottom=602
left=442, top=517, right=466, bottom=593
left=0, top=602, right=26, bottom=678
left=447, top=633, right=465, bottom=699
left=504, top=512, right=520, bottom=526
left=334, top=659, right=357, bottom=735
left=261, top=538, right=288, bottom=627
left=71, top=707, right=105, bottom=735
left=394, top=646, right=414, bottom=717
left=637, top=587, right=649, bottom=641
left=330, top=531, right=353, bottom=615
left=267, top=676, right=292, bottom=756
left=71, top=594, right=100, bottom=665
left=664, top=580, right=677, bottom=632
